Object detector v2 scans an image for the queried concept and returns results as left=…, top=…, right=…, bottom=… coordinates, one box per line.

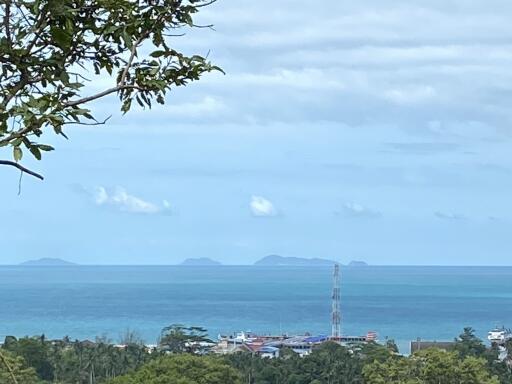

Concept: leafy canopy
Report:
left=107, top=354, right=242, bottom=384
left=0, top=0, right=221, bottom=179
left=159, top=324, right=213, bottom=354
left=363, top=348, right=500, bottom=384
left=0, top=349, right=41, bottom=384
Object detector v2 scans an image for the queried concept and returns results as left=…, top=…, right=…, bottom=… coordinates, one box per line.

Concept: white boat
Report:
left=487, top=327, right=512, bottom=344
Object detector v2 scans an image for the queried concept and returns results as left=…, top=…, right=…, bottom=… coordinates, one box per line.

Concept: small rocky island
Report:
left=20, top=258, right=77, bottom=266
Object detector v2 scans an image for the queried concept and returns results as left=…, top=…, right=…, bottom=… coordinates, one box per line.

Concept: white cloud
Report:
left=94, top=186, right=169, bottom=214
left=164, top=96, right=227, bottom=117
left=383, top=85, right=437, bottom=105
left=343, top=202, right=381, bottom=218
left=250, top=195, right=277, bottom=217
left=94, top=186, right=109, bottom=205
left=226, top=69, right=346, bottom=91
left=434, top=211, right=467, bottom=221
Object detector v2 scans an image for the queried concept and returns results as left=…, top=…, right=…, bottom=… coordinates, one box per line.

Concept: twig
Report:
left=4, top=1, right=12, bottom=48
left=62, top=115, right=112, bottom=126
left=118, top=37, right=143, bottom=87
left=63, top=84, right=144, bottom=108
left=195, top=0, right=217, bottom=8
left=0, top=160, right=44, bottom=180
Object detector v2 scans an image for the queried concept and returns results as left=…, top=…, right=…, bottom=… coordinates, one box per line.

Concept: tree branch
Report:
left=195, top=0, right=217, bottom=8
left=19, top=2, right=48, bottom=57
left=62, top=115, right=111, bottom=126
left=63, top=84, right=144, bottom=108
left=118, top=37, right=142, bottom=87
left=4, top=1, right=12, bottom=49
left=1, top=73, right=42, bottom=108
left=0, top=160, right=44, bottom=180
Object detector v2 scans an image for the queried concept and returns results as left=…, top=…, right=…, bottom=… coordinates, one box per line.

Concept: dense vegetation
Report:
left=1, top=334, right=152, bottom=383
left=108, top=355, right=242, bottom=384
left=1, top=327, right=511, bottom=384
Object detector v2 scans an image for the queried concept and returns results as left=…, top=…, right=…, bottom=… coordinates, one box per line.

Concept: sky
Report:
left=2, top=0, right=512, bottom=265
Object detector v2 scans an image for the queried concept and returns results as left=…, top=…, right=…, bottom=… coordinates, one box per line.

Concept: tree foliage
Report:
left=159, top=324, right=213, bottom=354
left=453, top=327, right=488, bottom=358
left=0, top=349, right=41, bottom=384
left=226, top=342, right=367, bottom=384
left=2, top=335, right=154, bottom=384
left=0, top=0, right=221, bottom=179
left=363, top=348, right=500, bottom=384
left=2, top=335, right=53, bottom=380
left=107, top=354, right=242, bottom=384
left=2, top=328, right=512, bottom=383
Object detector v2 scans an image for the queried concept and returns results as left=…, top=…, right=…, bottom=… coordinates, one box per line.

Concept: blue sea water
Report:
left=1, top=266, right=511, bottom=354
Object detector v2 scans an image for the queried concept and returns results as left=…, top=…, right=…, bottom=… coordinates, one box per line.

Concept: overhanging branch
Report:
left=63, top=84, right=145, bottom=108
left=0, top=160, right=44, bottom=180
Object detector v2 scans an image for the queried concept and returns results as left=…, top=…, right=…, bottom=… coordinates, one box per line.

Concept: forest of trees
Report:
left=1, top=327, right=511, bottom=384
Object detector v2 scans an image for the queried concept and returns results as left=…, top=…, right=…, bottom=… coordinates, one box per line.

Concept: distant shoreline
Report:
left=4, top=264, right=512, bottom=268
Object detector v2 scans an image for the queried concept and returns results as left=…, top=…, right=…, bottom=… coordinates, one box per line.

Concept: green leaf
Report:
left=30, top=146, right=42, bottom=160
left=13, top=147, right=22, bottom=162
left=60, top=71, right=70, bottom=84
left=122, top=30, right=133, bottom=49
left=150, top=51, right=166, bottom=58
left=121, top=98, right=132, bottom=114
left=12, top=138, right=23, bottom=147
left=50, top=27, right=72, bottom=50
left=38, top=145, right=55, bottom=152
left=104, top=25, right=118, bottom=34
left=54, top=125, right=69, bottom=139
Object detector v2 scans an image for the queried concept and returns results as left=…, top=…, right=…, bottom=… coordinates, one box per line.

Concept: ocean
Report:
left=1, top=265, right=511, bottom=353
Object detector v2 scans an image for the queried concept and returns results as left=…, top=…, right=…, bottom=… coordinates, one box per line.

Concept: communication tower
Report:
left=332, top=263, right=341, bottom=338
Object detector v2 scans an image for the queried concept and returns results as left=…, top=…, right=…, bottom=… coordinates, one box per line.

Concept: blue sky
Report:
left=2, top=0, right=512, bottom=265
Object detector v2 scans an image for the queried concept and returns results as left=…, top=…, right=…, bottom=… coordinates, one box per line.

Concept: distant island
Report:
left=348, top=260, right=369, bottom=267
left=180, top=257, right=222, bottom=266
left=20, top=258, right=77, bottom=266
left=254, top=255, right=337, bottom=266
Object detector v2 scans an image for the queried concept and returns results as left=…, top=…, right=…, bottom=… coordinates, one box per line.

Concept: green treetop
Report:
left=107, top=354, right=242, bottom=384
left=363, top=348, right=499, bottom=384
left=0, top=349, right=41, bottom=384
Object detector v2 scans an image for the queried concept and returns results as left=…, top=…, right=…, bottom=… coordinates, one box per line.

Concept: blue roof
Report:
left=259, top=346, right=279, bottom=353
left=303, top=335, right=328, bottom=343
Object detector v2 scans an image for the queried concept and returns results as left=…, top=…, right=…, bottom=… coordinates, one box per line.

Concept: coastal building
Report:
left=258, top=346, right=280, bottom=358
left=488, top=327, right=512, bottom=362
left=213, top=331, right=373, bottom=358
left=488, top=327, right=512, bottom=345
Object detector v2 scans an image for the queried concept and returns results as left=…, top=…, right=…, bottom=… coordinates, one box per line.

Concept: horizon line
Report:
left=3, top=264, right=512, bottom=267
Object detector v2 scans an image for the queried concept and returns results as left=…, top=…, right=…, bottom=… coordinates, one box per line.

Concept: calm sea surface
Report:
left=1, top=266, right=511, bottom=353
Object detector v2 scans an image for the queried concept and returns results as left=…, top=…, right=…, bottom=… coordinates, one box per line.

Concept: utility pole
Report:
left=332, top=263, right=341, bottom=339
